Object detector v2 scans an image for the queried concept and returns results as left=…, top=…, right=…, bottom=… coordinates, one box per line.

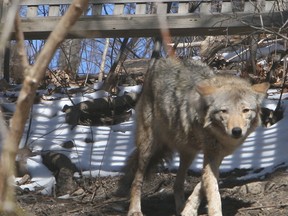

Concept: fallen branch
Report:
left=239, top=203, right=288, bottom=211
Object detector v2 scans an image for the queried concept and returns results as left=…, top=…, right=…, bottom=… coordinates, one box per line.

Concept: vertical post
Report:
left=0, top=0, right=10, bottom=80
left=27, top=5, right=38, bottom=17
left=284, top=0, right=288, bottom=10
left=200, top=1, right=211, bottom=14
left=92, top=4, right=102, bottom=15
left=0, top=0, right=3, bottom=78
left=156, top=2, right=168, bottom=14
left=250, top=0, right=265, bottom=75
left=114, top=3, right=124, bottom=15
left=0, top=0, right=3, bottom=22
left=244, top=0, right=256, bottom=12
left=1, top=0, right=9, bottom=22
left=221, top=1, right=233, bottom=13
left=49, top=5, right=60, bottom=16
left=3, top=46, right=9, bottom=82
left=256, top=0, right=266, bottom=12
left=135, top=3, right=146, bottom=14
left=178, top=2, right=189, bottom=14
left=0, top=47, right=4, bottom=79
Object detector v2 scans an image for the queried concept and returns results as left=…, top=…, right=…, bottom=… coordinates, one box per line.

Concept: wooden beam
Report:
left=19, top=0, right=200, bottom=6
left=4, top=11, right=288, bottom=39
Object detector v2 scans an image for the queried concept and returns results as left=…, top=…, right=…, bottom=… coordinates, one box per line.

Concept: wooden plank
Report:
left=156, top=2, right=168, bottom=14
left=264, top=0, right=280, bottom=12
left=269, top=0, right=287, bottom=11
left=256, top=0, right=266, bottom=12
left=0, top=46, right=5, bottom=79
left=221, top=2, right=232, bottom=13
left=114, top=4, right=124, bottom=15
left=231, top=0, right=245, bottom=12
left=3, top=46, right=10, bottom=82
left=89, top=0, right=200, bottom=3
left=200, top=2, right=211, bottom=14
left=48, top=5, right=59, bottom=16
left=178, top=3, right=189, bottom=14
left=92, top=4, right=102, bottom=15
left=265, top=0, right=275, bottom=12
left=7, top=11, right=287, bottom=39
left=244, top=1, right=256, bottom=13
left=284, top=0, right=288, bottom=10
left=27, top=5, right=38, bottom=17
left=17, top=0, right=280, bottom=13
left=19, top=0, right=202, bottom=6
left=1, top=0, right=10, bottom=22
left=135, top=3, right=146, bottom=14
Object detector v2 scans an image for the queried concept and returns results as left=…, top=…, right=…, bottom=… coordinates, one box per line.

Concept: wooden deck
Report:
left=1, top=0, right=288, bottom=39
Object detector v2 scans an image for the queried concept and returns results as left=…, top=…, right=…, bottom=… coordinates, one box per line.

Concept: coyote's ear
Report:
left=252, top=82, right=270, bottom=94
left=196, top=84, right=217, bottom=96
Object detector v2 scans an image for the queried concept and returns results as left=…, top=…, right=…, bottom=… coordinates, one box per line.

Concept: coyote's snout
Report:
left=120, top=58, right=269, bottom=216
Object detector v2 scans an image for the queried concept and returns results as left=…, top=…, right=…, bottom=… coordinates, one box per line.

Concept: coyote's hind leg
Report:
left=128, top=118, right=154, bottom=216
left=174, top=150, right=197, bottom=215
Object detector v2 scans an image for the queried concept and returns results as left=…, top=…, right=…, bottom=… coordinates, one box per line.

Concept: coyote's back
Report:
left=124, top=58, right=269, bottom=216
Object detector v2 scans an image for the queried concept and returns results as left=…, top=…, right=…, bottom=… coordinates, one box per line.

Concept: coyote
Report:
left=123, top=58, right=269, bottom=216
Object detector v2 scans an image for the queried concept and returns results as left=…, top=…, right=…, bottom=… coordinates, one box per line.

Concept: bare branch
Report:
left=14, top=14, right=29, bottom=70
left=0, top=0, right=20, bottom=51
left=99, top=38, right=110, bottom=82
left=156, top=2, right=175, bottom=58
left=0, top=0, right=89, bottom=214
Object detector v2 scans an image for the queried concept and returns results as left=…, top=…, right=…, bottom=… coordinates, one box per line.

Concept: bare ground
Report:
left=17, top=167, right=288, bottom=216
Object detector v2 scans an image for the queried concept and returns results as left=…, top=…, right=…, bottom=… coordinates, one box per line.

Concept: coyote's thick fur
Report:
left=123, top=58, right=269, bottom=216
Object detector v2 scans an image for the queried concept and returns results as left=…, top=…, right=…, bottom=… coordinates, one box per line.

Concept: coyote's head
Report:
left=197, top=78, right=269, bottom=139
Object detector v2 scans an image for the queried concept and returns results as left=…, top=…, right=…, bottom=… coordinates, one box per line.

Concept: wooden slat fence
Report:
left=0, top=0, right=288, bottom=39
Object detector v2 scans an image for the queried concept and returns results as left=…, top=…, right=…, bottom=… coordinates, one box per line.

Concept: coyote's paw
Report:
left=128, top=211, right=143, bottom=216
left=181, top=206, right=197, bottom=216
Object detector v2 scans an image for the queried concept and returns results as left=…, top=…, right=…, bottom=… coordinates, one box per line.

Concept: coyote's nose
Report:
left=232, top=127, right=242, bottom=138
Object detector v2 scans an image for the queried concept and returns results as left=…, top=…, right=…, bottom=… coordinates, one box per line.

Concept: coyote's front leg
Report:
left=181, top=150, right=224, bottom=216
left=181, top=182, right=204, bottom=216
left=174, top=150, right=198, bottom=215
left=202, top=152, right=224, bottom=216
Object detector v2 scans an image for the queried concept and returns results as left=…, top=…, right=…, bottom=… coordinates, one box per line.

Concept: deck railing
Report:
left=0, top=0, right=287, bottom=39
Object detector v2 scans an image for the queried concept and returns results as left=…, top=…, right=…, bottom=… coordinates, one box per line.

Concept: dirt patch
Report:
left=17, top=168, right=288, bottom=216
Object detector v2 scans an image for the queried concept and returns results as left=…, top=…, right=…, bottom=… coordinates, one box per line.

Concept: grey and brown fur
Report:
left=121, top=58, right=269, bottom=216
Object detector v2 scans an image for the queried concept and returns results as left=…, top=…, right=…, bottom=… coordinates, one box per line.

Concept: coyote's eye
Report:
left=220, top=109, right=228, bottom=114
left=243, top=108, right=250, bottom=113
